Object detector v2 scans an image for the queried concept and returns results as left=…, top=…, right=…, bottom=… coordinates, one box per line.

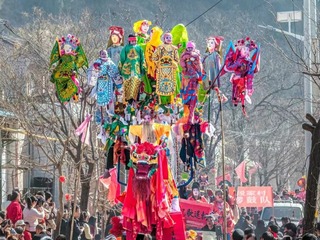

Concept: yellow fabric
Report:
left=133, top=20, right=152, bottom=33
left=145, top=27, right=163, bottom=77
left=129, top=123, right=171, bottom=144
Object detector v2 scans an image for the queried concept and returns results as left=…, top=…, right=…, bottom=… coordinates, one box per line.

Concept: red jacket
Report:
left=6, top=200, right=23, bottom=224
left=23, top=231, right=32, bottom=240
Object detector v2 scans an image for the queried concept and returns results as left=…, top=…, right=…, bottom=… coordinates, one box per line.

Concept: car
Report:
left=260, top=200, right=304, bottom=227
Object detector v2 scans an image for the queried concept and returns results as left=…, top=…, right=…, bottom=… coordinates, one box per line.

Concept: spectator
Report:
left=315, top=222, right=320, bottom=239
left=268, top=224, right=279, bottom=239
left=261, top=231, right=275, bottom=240
left=43, top=192, right=57, bottom=237
left=255, top=220, right=266, bottom=240
left=55, top=235, right=67, bottom=240
left=301, top=233, right=317, bottom=240
left=280, top=217, right=291, bottom=234
left=60, top=209, right=69, bottom=236
left=282, top=190, right=293, bottom=201
left=0, top=211, right=5, bottom=225
left=244, top=228, right=254, bottom=239
left=6, top=191, right=23, bottom=225
left=15, top=220, right=31, bottom=240
left=79, top=211, right=93, bottom=240
left=243, top=216, right=255, bottom=231
left=232, top=229, right=244, bottom=240
left=246, top=233, right=257, bottom=240
left=67, top=205, right=83, bottom=240
left=23, top=196, right=45, bottom=237
left=283, top=222, right=297, bottom=240
left=32, top=224, right=47, bottom=240
left=201, top=214, right=216, bottom=231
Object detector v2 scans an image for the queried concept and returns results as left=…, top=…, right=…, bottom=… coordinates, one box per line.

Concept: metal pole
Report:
left=219, top=93, right=227, bottom=240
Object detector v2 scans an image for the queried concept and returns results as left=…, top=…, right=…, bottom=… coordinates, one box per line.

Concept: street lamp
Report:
left=258, top=0, right=317, bottom=164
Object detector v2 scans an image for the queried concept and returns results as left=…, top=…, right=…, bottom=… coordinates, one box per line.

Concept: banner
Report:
left=236, top=186, right=273, bottom=208
left=179, top=199, right=213, bottom=229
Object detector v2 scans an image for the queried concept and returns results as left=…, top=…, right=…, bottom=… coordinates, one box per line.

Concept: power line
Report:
left=185, top=0, right=223, bottom=27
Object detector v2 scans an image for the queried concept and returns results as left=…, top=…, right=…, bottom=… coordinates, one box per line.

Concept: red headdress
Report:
left=107, top=26, right=125, bottom=47
left=235, top=36, right=257, bottom=50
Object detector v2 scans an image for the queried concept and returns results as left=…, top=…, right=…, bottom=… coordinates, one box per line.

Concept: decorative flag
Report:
left=235, top=160, right=247, bottom=183
left=248, top=161, right=261, bottom=176
left=215, top=173, right=231, bottom=186
left=75, top=114, right=92, bottom=145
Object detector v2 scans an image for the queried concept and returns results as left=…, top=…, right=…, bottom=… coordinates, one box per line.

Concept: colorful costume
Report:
left=107, top=26, right=124, bottom=66
left=89, top=51, right=121, bottom=107
left=49, top=34, right=88, bottom=102
left=104, top=113, right=129, bottom=170
left=118, top=35, right=146, bottom=102
left=178, top=112, right=208, bottom=168
left=199, top=36, right=224, bottom=103
left=133, top=20, right=152, bottom=49
left=222, top=37, right=260, bottom=116
left=180, top=41, right=203, bottom=123
left=121, top=141, right=178, bottom=240
left=170, top=24, right=189, bottom=57
left=145, top=27, right=163, bottom=81
left=152, top=33, right=180, bottom=105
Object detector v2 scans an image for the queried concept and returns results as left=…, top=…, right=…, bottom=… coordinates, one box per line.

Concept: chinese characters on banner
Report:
left=179, top=199, right=213, bottom=229
left=236, top=186, right=274, bottom=208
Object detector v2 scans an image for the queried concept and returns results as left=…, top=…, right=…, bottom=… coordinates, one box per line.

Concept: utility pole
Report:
left=303, top=0, right=317, bottom=161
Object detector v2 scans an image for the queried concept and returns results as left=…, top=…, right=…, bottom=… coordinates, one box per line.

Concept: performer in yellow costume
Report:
left=152, top=32, right=180, bottom=105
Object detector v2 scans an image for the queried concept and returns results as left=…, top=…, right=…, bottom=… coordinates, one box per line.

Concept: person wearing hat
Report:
left=187, top=182, right=208, bottom=203
left=15, top=219, right=32, bottom=240
left=202, top=213, right=216, bottom=232
left=232, top=228, right=245, bottom=240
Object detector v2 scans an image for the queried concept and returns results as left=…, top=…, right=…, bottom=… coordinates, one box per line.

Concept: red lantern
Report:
left=65, top=193, right=71, bottom=201
left=59, top=175, right=66, bottom=183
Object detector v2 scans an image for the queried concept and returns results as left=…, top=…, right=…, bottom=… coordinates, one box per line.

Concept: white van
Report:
left=260, top=200, right=304, bottom=227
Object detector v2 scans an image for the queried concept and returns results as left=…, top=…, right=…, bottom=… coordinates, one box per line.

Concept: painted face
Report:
left=63, top=44, right=72, bottom=54
left=141, top=22, right=150, bottom=34
left=164, top=34, right=172, bottom=44
left=129, top=37, right=137, bottom=45
left=192, top=188, right=199, bottom=198
left=100, top=50, right=108, bottom=61
left=144, top=115, right=151, bottom=123
left=207, top=38, right=216, bottom=51
left=111, top=34, right=120, bottom=44
left=240, top=46, right=250, bottom=58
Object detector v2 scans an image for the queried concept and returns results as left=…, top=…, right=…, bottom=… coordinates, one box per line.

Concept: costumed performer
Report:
left=222, top=37, right=260, bottom=116
left=107, top=26, right=124, bottom=66
left=118, top=34, right=146, bottom=104
left=121, top=140, right=178, bottom=240
left=187, top=182, right=208, bottom=203
left=152, top=32, right=181, bottom=105
left=49, top=34, right=88, bottom=103
left=180, top=41, right=203, bottom=124
left=199, top=35, right=224, bottom=103
left=88, top=50, right=122, bottom=123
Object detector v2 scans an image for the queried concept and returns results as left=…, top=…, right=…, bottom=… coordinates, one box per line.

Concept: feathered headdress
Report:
left=235, top=37, right=257, bottom=50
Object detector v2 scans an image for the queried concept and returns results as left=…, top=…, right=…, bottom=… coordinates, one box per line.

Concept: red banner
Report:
left=179, top=199, right=213, bottom=229
left=236, top=186, right=274, bottom=208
